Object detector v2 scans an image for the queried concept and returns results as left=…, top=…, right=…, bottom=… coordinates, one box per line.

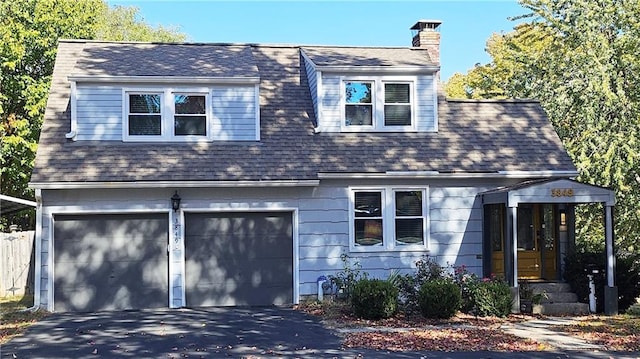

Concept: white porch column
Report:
left=507, top=205, right=520, bottom=313
left=510, top=206, right=518, bottom=287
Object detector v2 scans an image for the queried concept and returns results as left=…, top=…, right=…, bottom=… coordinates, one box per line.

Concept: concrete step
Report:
left=528, top=282, right=572, bottom=293
left=541, top=292, right=578, bottom=304
left=533, top=302, right=590, bottom=316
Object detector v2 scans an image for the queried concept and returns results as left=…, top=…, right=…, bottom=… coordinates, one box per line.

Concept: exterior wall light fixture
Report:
left=171, top=191, right=181, bottom=212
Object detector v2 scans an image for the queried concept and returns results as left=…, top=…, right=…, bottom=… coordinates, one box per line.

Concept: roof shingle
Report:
left=31, top=40, right=576, bottom=184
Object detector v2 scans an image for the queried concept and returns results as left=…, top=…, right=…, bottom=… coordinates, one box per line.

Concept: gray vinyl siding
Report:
left=211, top=85, right=258, bottom=141
left=429, top=186, right=487, bottom=275
left=302, top=56, right=319, bottom=121
left=36, top=180, right=504, bottom=310
left=75, top=86, right=122, bottom=141
left=73, top=84, right=258, bottom=142
left=319, top=76, right=342, bottom=132
left=318, top=74, right=436, bottom=132
left=415, top=75, right=436, bottom=131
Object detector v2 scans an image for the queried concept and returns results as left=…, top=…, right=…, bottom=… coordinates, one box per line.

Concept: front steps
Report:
left=528, top=282, right=590, bottom=315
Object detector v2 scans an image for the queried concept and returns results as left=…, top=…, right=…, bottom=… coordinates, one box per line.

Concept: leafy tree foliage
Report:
left=444, top=0, right=640, bottom=252
left=0, top=0, right=185, bottom=229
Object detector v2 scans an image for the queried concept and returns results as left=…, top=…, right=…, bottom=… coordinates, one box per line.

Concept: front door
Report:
left=517, top=205, right=541, bottom=278
left=517, top=204, right=558, bottom=280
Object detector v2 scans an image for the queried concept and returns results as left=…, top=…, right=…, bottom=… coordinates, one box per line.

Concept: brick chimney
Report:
left=411, top=20, right=442, bottom=65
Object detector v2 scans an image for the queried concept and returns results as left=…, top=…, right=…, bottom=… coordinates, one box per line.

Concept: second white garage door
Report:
left=184, top=212, right=293, bottom=306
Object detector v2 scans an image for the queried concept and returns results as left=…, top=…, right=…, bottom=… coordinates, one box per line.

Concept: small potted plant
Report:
left=519, top=280, right=547, bottom=314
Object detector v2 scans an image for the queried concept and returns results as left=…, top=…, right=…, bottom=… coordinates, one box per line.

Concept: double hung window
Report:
left=343, top=78, right=414, bottom=131
left=125, top=89, right=209, bottom=140
left=351, top=187, right=428, bottom=251
left=128, top=94, right=162, bottom=136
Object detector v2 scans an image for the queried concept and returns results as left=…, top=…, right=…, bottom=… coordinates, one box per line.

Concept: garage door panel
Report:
left=185, top=212, right=293, bottom=307
left=54, top=213, right=168, bottom=312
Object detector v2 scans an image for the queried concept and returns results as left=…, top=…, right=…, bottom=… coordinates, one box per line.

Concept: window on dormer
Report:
left=174, top=94, right=206, bottom=136
left=384, top=83, right=411, bottom=126
left=124, top=89, right=210, bottom=141
left=128, top=93, right=162, bottom=135
left=345, top=81, right=373, bottom=126
left=343, top=78, right=414, bottom=131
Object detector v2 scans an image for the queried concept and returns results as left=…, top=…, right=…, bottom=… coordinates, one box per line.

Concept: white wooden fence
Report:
left=0, top=231, right=35, bottom=298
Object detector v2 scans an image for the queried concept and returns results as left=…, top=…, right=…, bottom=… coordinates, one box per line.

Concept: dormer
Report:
left=66, top=42, right=260, bottom=142
left=302, top=20, right=441, bottom=133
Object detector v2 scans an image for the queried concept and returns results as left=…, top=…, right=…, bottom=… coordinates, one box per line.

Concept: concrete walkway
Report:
left=501, top=317, right=605, bottom=351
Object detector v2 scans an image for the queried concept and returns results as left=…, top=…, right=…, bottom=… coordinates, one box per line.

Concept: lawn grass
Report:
left=0, top=295, right=48, bottom=345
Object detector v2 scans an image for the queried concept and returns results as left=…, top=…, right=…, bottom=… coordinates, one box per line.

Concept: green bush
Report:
left=328, top=253, right=368, bottom=301
left=417, top=279, right=461, bottom=319
left=465, top=279, right=513, bottom=317
left=564, top=251, right=640, bottom=312
left=351, top=279, right=398, bottom=320
left=396, top=257, right=447, bottom=312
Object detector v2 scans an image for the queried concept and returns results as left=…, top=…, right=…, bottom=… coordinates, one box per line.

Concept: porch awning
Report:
left=0, top=194, right=37, bottom=216
left=480, top=178, right=615, bottom=207
left=480, top=178, right=617, bottom=310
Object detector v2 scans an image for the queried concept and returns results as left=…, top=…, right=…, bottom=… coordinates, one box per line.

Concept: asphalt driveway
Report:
left=1, top=307, right=346, bottom=358
left=2, top=307, right=638, bottom=359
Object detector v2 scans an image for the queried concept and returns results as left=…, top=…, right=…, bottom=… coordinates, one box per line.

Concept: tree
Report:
left=444, top=0, right=640, bottom=252
left=0, top=0, right=186, bottom=230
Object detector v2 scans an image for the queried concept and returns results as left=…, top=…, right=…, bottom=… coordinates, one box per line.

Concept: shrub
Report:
left=417, top=279, right=461, bottom=319
left=565, top=251, right=640, bottom=312
left=396, top=257, right=447, bottom=312
left=466, top=278, right=513, bottom=317
left=351, top=279, right=398, bottom=320
left=451, top=264, right=479, bottom=313
left=328, top=253, right=368, bottom=301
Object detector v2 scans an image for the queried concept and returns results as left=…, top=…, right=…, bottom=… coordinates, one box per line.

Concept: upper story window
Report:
left=128, top=94, right=162, bottom=135
left=343, top=78, right=414, bottom=131
left=350, top=187, right=428, bottom=252
left=124, top=89, right=210, bottom=141
left=345, top=81, right=373, bottom=126
left=174, top=94, right=206, bottom=136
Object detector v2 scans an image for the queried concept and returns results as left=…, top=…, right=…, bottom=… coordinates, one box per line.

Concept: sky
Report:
left=108, top=1, right=528, bottom=81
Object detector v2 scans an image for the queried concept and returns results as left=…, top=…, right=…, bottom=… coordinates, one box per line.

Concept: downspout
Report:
left=22, top=189, right=42, bottom=312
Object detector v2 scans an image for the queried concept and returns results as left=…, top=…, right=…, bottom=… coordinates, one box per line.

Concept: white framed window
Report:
left=127, top=93, right=162, bottom=136
left=349, top=187, right=428, bottom=252
left=345, top=81, right=373, bottom=126
left=342, top=77, right=415, bottom=131
left=124, top=88, right=211, bottom=141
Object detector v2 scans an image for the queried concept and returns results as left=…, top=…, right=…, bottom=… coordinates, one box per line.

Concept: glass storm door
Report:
left=516, top=204, right=558, bottom=280
left=517, top=205, right=541, bottom=279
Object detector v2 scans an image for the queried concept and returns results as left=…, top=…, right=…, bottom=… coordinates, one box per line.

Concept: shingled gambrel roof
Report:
left=301, top=46, right=434, bottom=67
left=71, top=42, right=259, bottom=77
left=30, top=40, right=576, bottom=184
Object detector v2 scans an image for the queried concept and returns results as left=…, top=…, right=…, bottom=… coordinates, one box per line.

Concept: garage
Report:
left=184, top=212, right=293, bottom=307
left=53, top=213, right=169, bottom=312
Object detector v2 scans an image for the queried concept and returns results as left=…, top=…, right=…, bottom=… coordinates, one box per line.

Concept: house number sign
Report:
left=173, top=216, right=181, bottom=250
left=551, top=188, right=574, bottom=197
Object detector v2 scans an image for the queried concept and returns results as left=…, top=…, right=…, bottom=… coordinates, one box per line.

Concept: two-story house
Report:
left=31, top=20, right=617, bottom=313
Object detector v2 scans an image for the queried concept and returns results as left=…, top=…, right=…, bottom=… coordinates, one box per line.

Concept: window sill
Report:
left=349, top=245, right=429, bottom=253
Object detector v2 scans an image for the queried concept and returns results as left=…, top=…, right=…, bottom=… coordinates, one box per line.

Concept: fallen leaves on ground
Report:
left=557, top=315, right=640, bottom=351
left=343, top=328, right=550, bottom=352
left=1, top=296, right=49, bottom=344
left=297, top=301, right=551, bottom=352
left=0, top=309, right=49, bottom=344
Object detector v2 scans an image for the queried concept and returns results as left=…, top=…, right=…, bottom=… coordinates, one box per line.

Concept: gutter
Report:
left=318, top=170, right=579, bottom=179
left=29, top=180, right=321, bottom=190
